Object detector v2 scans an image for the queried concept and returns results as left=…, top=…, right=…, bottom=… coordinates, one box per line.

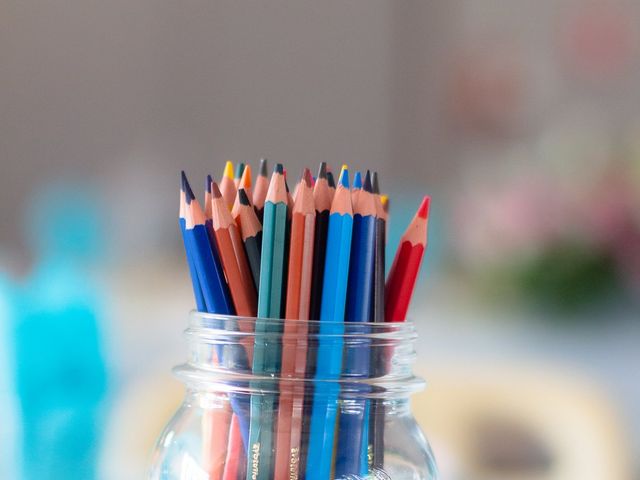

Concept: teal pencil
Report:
left=247, top=163, right=288, bottom=480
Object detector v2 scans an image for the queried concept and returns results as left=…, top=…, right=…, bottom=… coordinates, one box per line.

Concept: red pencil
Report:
left=385, top=196, right=430, bottom=322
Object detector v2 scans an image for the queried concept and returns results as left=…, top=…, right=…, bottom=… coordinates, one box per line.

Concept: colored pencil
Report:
left=232, top=189, right=262, bottom=292
left=224, top=414, right=246, bottom=480
left=239, top=164, right=253, bottom=204
left=179, top=172, right=206, bottom=312
left=306, top=165, right=353, bottom=480
left=297, top=162, right=331, bottom=476
left=210, top=182, right=257, bottom=316
left=336, top=171, right=377, bottom=477
left=253, top=158, right=269, bottom=222
left=308, top=163, right=331, bottom=321
left=182, top=174, right=232, bottom=479
left=220, top=160, right=237, bottom=210
left=371, top=172, right=387, bottom=323
left=284, top=171, right=295, bottom=213
left=381, top=194, right=389, bottom=215
left=234, top=162, right=246, bottom=188
left=385, top=196, right=430, bottom=322
left=183, top=178, right=235, bottom=316
left=210, top=182, right=258, bottom=365
left=274, top=169, right=316, bottom=480
left=183, top=174, right=248, bottom=479
left=247, top=163, right=289, bottom=480
left=370, top=171, right=387, bottom=469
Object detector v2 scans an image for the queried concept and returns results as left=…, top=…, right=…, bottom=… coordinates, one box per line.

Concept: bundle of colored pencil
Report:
left=179, top=160, right=430, bottom=480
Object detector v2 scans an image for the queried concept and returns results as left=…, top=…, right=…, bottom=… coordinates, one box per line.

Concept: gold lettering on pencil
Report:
left=288, top=446, right=299, bottom=480
left=368, top=444, right=374, bottom=469
left=251, top=442, right=260, bottom=480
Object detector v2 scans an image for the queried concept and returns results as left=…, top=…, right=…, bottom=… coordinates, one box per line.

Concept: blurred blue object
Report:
left=14, top=183, right=108, bottom=480
left=0, top=274, right=20, bottom=479
left=25, top=181, right=105, bottom=261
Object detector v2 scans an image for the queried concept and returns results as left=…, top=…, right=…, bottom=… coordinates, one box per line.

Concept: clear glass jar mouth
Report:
left=176, top=311, right=425, bottom=398
left=173, top=365, right=426, bottom=399
left=187, top=310, right=419, bottom=341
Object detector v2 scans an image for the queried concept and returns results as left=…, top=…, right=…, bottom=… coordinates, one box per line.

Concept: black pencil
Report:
left=298, top=162, right=332, bottom=476
left=370, top=170, right=387, bottom=469
left=235, top=189, right=263, bottom=291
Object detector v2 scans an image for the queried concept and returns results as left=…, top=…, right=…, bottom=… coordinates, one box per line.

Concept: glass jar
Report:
left=149, top=312, right=438, bottom=480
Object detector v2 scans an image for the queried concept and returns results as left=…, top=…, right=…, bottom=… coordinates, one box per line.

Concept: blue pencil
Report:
left=335, top=170, right=377, bottom=477
left=180, top=171, right=206, bottom=312
left=183, top=175, right=255, bottom=450
left=306, top=165, right=353, bottom=480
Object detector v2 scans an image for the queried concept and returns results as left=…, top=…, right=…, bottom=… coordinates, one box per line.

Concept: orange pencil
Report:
left=274, top=169, right=316, bottom=480
left=220, top=161, right=237, bottom=210
left=210, top=182, right=258, bottom=359
left=239, top=164, right=253, bottom=203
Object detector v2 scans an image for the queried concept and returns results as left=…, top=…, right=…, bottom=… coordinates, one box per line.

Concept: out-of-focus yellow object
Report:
left=412, top=364, right=632, bottom=480
left=100, top=376, right=184, bottom=480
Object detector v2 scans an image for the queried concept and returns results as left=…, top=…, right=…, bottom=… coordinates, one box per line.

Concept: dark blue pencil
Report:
left=180, top=172, right=206, bottom=312
left=335, top=171, right=377, bottom=477
left=183, top=175, right=254, bottom=450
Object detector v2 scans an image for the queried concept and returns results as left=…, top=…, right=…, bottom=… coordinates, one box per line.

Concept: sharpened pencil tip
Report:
left=183, top=173, right=195, bottom=203
left=274, top=163, right=284, bottom=174
left=302, top=167, right=312, bottom=187
left=180, top=171, right=188, bottom=192
left=206, top=174, right=213, bottom=193
left=223, top=161, right=234, bottom=179
left=326, top=171, right=336, bottom=188
left=353, top=171, right=363, bottom=189
left=259, top=158, right=269, bottom=177
left=363, top=170, right=373, bottom=193
left=372, top=171, right=380, bottom=194
left=235, top=162, right=245, bottom=180
left=417, top=195, right=430, bottom=219
left=240, top=164, right=252, bottom=188
left=211, top=181, right=223, bottom=199
left=338, top=165, right=349, bottom=188
left=317, top=162, right=327, bottom=179
left=238, top=188, right=251, bottom=206
left=341, top=164, right=349, bottom=171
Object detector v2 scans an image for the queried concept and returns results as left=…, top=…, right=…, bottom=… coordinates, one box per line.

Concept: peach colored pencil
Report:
left=274, top=169, right=316, bottom=480
left=202, top=403, right=231, bottom=480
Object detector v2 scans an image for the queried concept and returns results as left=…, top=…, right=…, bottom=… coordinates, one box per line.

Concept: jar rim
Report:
left=177, top=310, right=425, bottom=398
left=188, top=310, right=418, bottom=340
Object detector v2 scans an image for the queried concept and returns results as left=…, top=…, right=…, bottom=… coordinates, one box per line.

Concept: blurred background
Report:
left=1, top=1, right=639, bottom=479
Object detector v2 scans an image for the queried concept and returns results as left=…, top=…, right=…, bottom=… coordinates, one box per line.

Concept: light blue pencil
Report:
left=306, top=165, right=353, bottom=480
